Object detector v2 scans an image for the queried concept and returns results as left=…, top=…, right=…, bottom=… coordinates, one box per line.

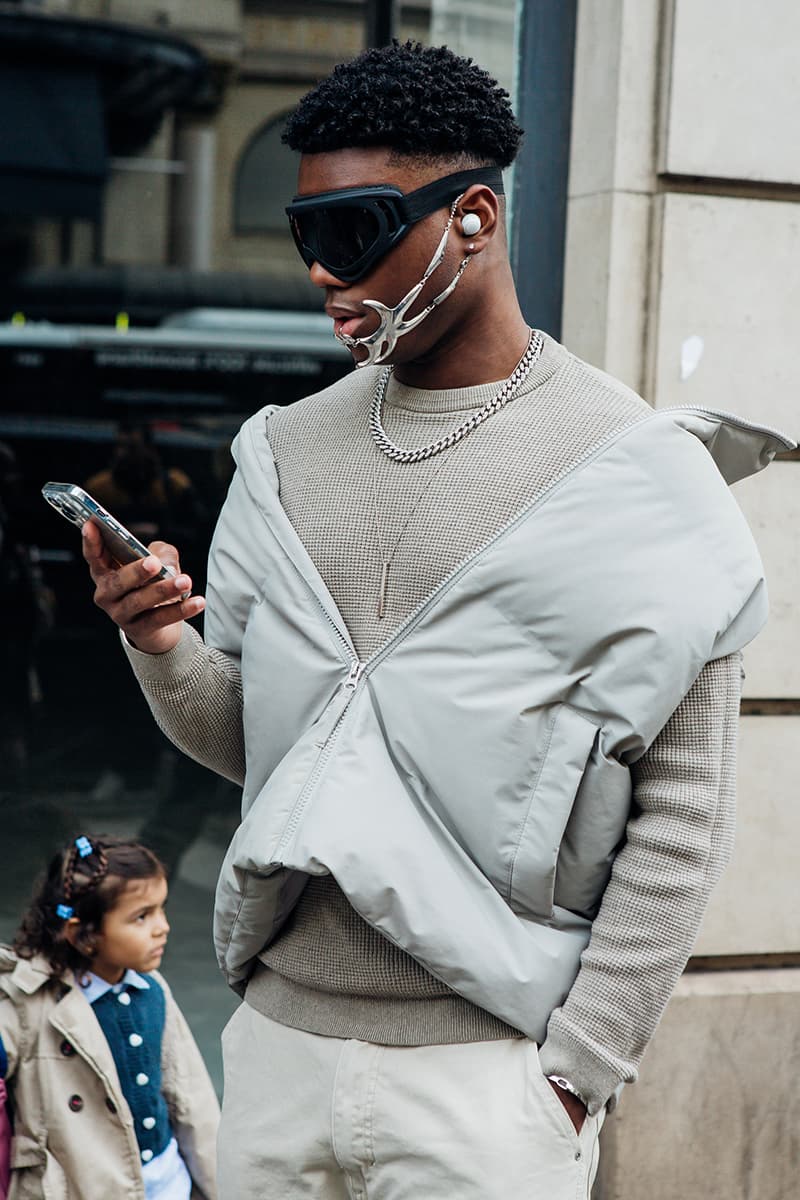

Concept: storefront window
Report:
left=0, top=1, right=525, bottom=1096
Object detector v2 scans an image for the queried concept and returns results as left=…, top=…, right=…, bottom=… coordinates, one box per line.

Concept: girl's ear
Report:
left=62, top=919, right=96, bottom=957
left=61, top=918, right=80, bottom=949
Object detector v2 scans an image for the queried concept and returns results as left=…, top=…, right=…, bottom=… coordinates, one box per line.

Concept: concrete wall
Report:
left=647, top=191, right=800, bottom=434
left=660, top=1, right=800, bottom=185
left=732, top=467, right=800, bottom=700
left=594, top=971, right=800, bottom=1200
left=564, top=2, right=800, bottom=1195
left=695, top=717, right=800, bottom=957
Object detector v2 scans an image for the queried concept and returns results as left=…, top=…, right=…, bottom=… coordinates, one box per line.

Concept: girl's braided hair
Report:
left=282, top=40, right=524, bottom=168
left=14, top=835, right=164, bottom=979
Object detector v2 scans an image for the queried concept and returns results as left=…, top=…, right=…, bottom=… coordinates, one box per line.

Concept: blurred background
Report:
left=0, top=3, right=797, bottom=1195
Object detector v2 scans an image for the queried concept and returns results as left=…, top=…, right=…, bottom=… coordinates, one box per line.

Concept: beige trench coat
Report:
left=0, top=949, right=218, bottom=1200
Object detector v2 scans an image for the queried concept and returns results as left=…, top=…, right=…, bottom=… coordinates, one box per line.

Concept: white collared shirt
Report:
left=78, top=967, right=150, bottom=1004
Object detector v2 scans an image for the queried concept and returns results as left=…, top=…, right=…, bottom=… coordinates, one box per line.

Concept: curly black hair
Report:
left=14, top=834, right=165, bottom=980
left=283, top=41, right=523, bottom=168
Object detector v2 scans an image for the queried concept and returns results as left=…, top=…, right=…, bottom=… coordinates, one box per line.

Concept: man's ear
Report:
left=456, top=184, right=501, bottom=251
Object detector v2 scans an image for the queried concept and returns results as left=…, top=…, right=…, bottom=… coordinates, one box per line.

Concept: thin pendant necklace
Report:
left=371, top=444, right=457, bottom=619
left=369, top=327, right=544, bottom=464
left=368, top=328, right=544, bottom=617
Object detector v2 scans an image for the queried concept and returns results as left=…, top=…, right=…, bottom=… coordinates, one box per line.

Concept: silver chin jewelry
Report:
left=370, top=328, right=545, bottom=465
left=336, top=196, right=470, bottom=368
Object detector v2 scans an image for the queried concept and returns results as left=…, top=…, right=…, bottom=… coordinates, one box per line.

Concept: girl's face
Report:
left=90, top=874, right=169, bottom=983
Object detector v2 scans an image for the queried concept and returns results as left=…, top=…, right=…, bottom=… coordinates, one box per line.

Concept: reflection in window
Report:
left=234, top=110, right=297, bottom=234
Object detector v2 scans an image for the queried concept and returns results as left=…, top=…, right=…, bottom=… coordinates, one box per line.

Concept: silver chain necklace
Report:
left=369, top=328, right=544, bottom=464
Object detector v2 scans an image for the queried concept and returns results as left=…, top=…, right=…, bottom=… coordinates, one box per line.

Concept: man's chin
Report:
left=353, top=345, right=379, bottom=368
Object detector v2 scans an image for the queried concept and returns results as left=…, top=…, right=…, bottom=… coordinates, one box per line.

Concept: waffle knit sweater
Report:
left=125, top=334, right=742, bottom=1112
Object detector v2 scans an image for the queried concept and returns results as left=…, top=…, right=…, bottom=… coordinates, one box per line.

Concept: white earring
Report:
left=461, top=213, right=481, bottom=237
left=467, top=243, right=476, bottom=251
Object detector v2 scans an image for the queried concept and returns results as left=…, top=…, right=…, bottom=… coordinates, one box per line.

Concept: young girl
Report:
left=0, top=835, right=219, bottom=1200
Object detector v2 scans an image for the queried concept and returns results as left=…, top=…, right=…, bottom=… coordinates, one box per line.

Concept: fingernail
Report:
left=175, top=575, right=191, bottom=590
left=142, top=556, right=159, bottom=573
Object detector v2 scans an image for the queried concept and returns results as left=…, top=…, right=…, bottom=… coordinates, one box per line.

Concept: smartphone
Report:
left=41, top=482, right=179, bottom=584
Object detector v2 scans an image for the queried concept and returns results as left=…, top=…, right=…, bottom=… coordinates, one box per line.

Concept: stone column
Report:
left=170, top=118, right=217, bottom=271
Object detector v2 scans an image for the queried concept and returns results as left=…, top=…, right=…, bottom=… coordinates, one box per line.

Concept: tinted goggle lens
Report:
left=292, top=203, right=384, bottom=273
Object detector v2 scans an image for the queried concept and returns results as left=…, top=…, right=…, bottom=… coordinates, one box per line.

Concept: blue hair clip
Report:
left=56, top=903, right=74, bottom=920
left=75, top=836, right=93, bottom=858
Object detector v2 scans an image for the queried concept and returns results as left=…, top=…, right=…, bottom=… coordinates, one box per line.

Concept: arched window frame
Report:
left=233, top=109, right=298, bottom=236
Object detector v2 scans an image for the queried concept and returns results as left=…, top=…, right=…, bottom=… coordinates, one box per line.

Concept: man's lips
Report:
left=327, top=309, right=366, bottom=339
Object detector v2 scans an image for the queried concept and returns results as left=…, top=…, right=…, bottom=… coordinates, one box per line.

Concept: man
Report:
left=83, top=42, right=789, bottom=1199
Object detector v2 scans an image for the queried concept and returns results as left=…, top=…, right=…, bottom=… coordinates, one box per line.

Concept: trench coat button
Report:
left=60, top=1039, right=75, bottom=1057
left=106, top=1098, right=117, bottom=1114
left=128, top=1033, right=143, bottom=1047
left=135, top=1072, right=149, bottom=1086
left=68, top=1094, right=83, bottom=1112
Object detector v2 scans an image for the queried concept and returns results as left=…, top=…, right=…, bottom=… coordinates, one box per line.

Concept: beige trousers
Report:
left=218, top=1003, right=604, bottom=1200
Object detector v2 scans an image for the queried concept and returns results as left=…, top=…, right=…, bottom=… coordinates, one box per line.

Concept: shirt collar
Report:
left=77, top=968, right=150, bottom=1005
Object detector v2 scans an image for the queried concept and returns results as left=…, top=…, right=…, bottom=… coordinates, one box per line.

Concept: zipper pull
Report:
left=344, top=661, right=365, bottom=690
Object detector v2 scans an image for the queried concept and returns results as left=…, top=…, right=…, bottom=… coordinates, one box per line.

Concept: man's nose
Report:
left=309, top=260, right=347, bottom=288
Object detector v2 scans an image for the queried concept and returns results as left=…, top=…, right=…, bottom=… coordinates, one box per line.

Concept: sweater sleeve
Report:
left=123, top=623, right=246, bottom=786
left=538, top=652, right=741, bottom=1115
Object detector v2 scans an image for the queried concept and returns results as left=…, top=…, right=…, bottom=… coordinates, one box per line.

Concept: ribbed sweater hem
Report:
left=245, top=962, right=523, bottom=1046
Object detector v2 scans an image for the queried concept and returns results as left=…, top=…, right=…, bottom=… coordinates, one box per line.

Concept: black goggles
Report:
left=285, top=166, right=504, bottom=284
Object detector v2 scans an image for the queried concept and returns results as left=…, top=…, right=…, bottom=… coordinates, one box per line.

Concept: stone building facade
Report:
left=563, top=4, right=799, bottom=1197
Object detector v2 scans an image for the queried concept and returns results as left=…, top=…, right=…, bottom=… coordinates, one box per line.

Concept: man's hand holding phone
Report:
left=82, top=521, right=205, bottom=655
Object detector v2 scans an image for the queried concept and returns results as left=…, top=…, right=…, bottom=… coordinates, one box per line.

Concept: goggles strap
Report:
left=400, top=166, right=504, bottom=223
left=336, top=196, right=470, bottom=367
